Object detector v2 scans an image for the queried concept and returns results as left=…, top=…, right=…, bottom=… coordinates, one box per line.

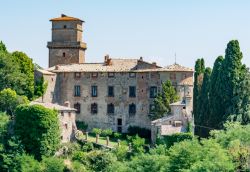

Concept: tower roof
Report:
left=50, top=14, right=84, bottom=22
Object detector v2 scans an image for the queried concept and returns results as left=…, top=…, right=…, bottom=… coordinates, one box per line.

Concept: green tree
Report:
left=42, top=156, right=65, bottom=172
left=208, top=56, right=225, bottom=130
left=221, top=40, right=245, bottom=121
left=12, top=51, right=35, bottom=99
left=211, top=122, right=250, bottom=171
left=15, top=104, right=60, bottom=160
left=196, top=67, right=212, bottom=137
left=15, top=154, right=42, bottom=172
left=0, top=88, right=29, bottom=116
left=150, top=80, right=179, bottom=120
left=193, top=58, right=205, bottom=124
left=0, top=41, right=7, bottom=52
left=34, top=76, right=48, bottom=98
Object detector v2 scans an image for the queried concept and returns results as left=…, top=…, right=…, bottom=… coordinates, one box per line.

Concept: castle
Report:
left=35, top=14, right=194, bottom=136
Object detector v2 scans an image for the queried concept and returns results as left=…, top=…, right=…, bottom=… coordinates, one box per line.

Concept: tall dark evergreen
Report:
left=221, top=40, right=245, bottom=122
left=208, top=56, right=225, bottom=129
left=193, top=58, right=205, bottom=135
left=195, top=67, right=211, bottom=137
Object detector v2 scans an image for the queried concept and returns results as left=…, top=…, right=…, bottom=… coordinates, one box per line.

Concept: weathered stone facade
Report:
left=39, top=15, right=194, bottom=133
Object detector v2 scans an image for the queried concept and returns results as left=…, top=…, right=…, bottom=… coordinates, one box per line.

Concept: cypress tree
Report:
left=193, top=58, right=205, bottom=135
left=208, top=56, right=225, bottom=129
left=221, top=40, right=244, bottom=122
left=196, top=67, right=211, bottom=137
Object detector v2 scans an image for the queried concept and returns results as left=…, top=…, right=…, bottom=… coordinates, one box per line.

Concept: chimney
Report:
left=139, top=57, right=143, bottom=61
left=61, top=14, right=67, bottom=17
left=152, top=62, right=157, bottom=68
left=104, top=54, right=112, bottom=66
left=64, top=101, right=70, bottom=108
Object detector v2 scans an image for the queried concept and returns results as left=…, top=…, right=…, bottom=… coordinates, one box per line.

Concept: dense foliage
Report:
left=127, top=126, right=151, bottom=139
left=0, top=41, right=43, bottom=100
left=0, top=88, right=29, bottom=116
left=15, top=105, right=60, bottom=160
left=194, top=40, right=250, bottom=136
left=150, top=80, right=179, bottom=120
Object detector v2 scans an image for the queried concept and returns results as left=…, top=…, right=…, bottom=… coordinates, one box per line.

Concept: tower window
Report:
left=63, top=25, right=67, bottom=29
left=63, top=52, right=66, bottom=57
left=91, top=103, right=98, bottom=114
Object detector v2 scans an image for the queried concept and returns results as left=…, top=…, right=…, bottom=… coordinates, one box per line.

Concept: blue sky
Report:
left=0, top=0, right=250, bottom=68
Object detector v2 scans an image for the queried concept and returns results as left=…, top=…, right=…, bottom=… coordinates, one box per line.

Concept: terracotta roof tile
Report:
left=50, top=14, right=83, bottom=22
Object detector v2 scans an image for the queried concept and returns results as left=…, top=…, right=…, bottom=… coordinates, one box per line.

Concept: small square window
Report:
left=91, top=103, right=98, bottom=114
left=108, top=72, right=115, bottom=78
left=65, top=123, right=68, bottom=129
left=61, top=112, right=64, bottom=117
left=92, top=73, right=98, bottom=78
left=129, top=72, right=136, bottom=78
left=63, top=52, right=66, bottom=57
left=182, top=73, right=187, bottom=79
left=91, top=86, right=98, bottom=97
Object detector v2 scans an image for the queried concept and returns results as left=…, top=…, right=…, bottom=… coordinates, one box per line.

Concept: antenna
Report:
left=174, top=53, right=177, bottom=64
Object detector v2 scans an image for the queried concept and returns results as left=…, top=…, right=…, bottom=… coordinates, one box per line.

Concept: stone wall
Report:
left=51, top=70, right=193, bottom=133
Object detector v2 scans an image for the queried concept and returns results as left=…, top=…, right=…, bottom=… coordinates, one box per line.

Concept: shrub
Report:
left=82, top=142, right=94, bottom=152
left=101, top=129, right=113, bottom=137
left=42, top=156, right=65, bottom=172
left=131, top=135, right=145, bottom=154
left=92, top=128, right=102, bottom=135
left=127, top=126, right=151, bottom=139
left=156, top=132, right=194, bottom=148
left=113, top=132, right=122, bottom=139
left=76, top=121, right=88, bottom=131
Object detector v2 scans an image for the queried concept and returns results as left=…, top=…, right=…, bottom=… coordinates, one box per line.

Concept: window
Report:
left=74, top=103, right=81, bottom=114
left=63, top=25, right=67, bottom=29
left=92, top=72, right=98, bottom=78
left=150, top=86, right=157, bottom=98
left=74, top=72, right=81, bottom=79
left=108, top=86, right=114, bottom=97
left=63, top=52, right=66, bottom=57
left=129, top=103, right=136, bottom=115
left=149, top=104, right=155, bottom=113
left=107, top=103, right=114, bottom=114
left=91, top=103, right=98, bottom=114
left=129, top=86, right=136, bottom=97
left=108, top=72, right=115, bottom=78
left=91, top=86, right=98, bottom=97
left=74, top=85, right=81, bottom=97
left=129, top=72, right=136, bottom=78
left=182, top=73, right=187, bottom=79
left=61, top=112, right=64, bottom=117
left=65, top=123, right=68, bottom=129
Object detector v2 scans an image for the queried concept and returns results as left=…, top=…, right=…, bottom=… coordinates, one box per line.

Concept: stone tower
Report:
left=47, top=14, right=87, bottom=67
